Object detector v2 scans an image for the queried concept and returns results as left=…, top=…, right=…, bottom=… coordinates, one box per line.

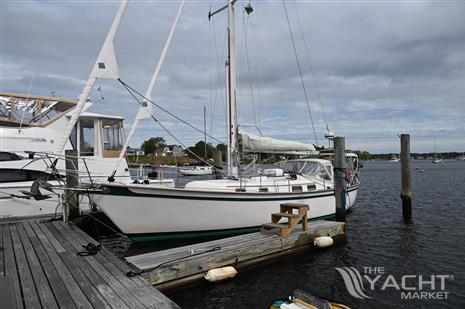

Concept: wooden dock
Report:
left=0, top=219, right=179, bottom=309
left=126, top=220, right=346, bottom=290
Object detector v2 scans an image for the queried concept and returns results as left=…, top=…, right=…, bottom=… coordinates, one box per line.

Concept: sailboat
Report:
left=179, top=106, right=213, bottom=176
left=390, top=154, right=400, bottom=162
left=85, top=1, right=360, bottom=240
left=432, top=141, right=442, bottom=163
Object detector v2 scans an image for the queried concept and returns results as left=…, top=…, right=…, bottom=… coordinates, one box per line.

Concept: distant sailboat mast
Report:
left=56, top=0, right=128, bottom=154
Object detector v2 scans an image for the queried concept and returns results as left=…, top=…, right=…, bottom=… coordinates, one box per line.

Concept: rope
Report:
left=282, top=0, right=319, bottom=146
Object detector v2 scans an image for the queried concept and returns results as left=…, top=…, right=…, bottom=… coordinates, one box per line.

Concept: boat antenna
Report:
left=18, top=69, right=36, bottom=133
left=110, top=0, right=186, bottom=181
left=56, top=0, right=128, bottom=155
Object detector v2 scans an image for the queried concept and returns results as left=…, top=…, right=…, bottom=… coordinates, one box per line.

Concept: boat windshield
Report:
left=0, top=93, right=75, bottom=127
left=281, top=160, right=333, bottom=181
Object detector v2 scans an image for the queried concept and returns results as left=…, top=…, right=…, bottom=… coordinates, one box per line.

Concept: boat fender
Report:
left=204, top=266, right=237, bottom=282
left=314, top=236, right=333, bottom=248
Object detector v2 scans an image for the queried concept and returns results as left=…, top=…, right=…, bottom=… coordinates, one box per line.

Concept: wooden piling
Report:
left=334, top=137, right=346, bottom=222
left=400, top=134, right=412, bottom=221
left=65, top=150, right=79, bottom=220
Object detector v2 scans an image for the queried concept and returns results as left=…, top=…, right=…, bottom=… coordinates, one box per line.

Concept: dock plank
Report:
left=15, top=223, right=60, bottom=309
left=62, top=222, right=180, bottom=309
left=39, top=222, right=128, bottom=309
left=0, top=224, right=4, bottom=276
left=24, top=222, right=89, bottom=309
left=2, top=224, right=24, bottom=309
left=49, top=221, right=147, bottom=309
left=10, top=224, right=41, bottom=309
left=29, top=221, right=108, bottom=309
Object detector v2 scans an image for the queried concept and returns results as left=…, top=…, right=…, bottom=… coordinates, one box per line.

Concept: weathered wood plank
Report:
left=36, top=222, right=122, bottom=309
left=2, top=224, right=24, bottom=309
left=47, top=222, right=140, bottom=309
left=126, top=230, right=268, bottom=268
left=25, top=222, right=89, bottom=309
left=15, top=223, right=60, bottom=309
left=137, top=221, right=345, bottom=285
left=0, top=224, right=4, bottom=276
left=9, top=224, right=41, bottom=309
left=62, top=222, right=180, bottom=309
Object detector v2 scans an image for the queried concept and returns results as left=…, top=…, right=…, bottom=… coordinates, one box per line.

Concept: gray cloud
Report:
left=2, top=0, right=465, bottom=153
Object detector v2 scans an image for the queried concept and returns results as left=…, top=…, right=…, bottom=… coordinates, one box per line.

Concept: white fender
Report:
left=314, top=236, right=334, bottom=248
left=204, top=266, right=237, bottom=282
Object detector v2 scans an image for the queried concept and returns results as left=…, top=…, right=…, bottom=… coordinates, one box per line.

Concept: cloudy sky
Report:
left=2, top=0, right=465, bottom=153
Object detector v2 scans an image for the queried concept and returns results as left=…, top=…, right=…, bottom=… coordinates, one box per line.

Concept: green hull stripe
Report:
left=95, top=186, right=358, bottom=202
left=128, top=214, right=337, bottom=242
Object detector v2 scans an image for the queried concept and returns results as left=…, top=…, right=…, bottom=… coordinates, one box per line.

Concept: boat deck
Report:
left=0, top=219, right=179, bottom=309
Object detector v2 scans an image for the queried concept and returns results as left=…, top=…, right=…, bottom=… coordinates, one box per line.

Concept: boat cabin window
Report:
left=79, top=118, right=95, bottom=156
left=0, top=152, right=22, bottom=161
left=282, top=160, right=333, bottom=181
left=0, top=169, right=56, bottom=183
left=292, top=185, right=303, bottom=192
left=0, top=94, right=75, bottom=127
left=101, top=119, right=125, bottom=158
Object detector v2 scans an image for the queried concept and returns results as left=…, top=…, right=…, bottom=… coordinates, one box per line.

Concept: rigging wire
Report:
left=241, top=1, right=263, bottom=136
left=282, top=0, right=319, bottom=146
left=118, top=79, right=233, bottom=169
left=118, top=79, right=227, bottom=147
left=209, top=18, right=227, bottom=141
left=292, top=0, right=329, bottom=133
left=119, top=80, right=217, bottom=169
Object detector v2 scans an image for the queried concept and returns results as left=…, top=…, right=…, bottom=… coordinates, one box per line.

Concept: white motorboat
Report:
left=87, top=1, right=361, bottom=240
left=0, top=93, right=174, bottom=220
left=390, top=154, right=400, bottom=162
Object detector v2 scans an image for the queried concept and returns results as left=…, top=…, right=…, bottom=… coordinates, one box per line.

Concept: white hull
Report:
left=91, top=183, right=358, bottom=237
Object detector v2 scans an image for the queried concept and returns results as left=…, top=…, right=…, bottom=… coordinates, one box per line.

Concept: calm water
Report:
left=131, top=161, right=465, bottom=308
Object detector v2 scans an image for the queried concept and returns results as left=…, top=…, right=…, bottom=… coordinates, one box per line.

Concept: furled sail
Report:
left=239, top=130, right=317, bottom=154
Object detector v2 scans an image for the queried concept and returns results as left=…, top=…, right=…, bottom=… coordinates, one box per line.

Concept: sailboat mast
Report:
left=204, top=106, right=207, bottom=159
left=226, top=0, right=238, bottom=178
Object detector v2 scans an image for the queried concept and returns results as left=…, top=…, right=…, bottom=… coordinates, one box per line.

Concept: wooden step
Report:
left=272, top=212, right=300, bottom=219
left=261, top=223, right=289, bottom=229
left=280, top=203, right=309, bottom=209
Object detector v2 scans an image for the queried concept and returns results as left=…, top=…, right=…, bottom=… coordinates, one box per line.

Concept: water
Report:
left=135, top=160, right=463, bottom=308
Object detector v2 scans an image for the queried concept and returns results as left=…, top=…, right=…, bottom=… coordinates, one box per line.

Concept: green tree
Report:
left=356, top=150, right=372, bottom=161
left=141, top=137, right=166, bottom=156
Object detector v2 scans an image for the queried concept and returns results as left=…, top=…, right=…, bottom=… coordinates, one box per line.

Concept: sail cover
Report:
left=239, top=130, right=317, bottom=154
